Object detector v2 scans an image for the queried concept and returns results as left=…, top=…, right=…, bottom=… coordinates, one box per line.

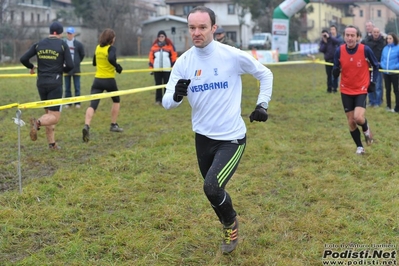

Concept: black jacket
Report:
left=20, top=37, right=74, bottom=88
left=65, top=39, right=85, bottom=75
left=319, top=37, right=341, bottom=62
left=361, top=35, right=386, bottom=61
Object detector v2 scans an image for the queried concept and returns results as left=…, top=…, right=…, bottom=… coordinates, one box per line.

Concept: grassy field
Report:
left=0, top=57, right=398, bottom=266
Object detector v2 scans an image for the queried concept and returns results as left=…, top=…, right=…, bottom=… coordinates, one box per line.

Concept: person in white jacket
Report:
left=162, top=6, right=273, bottom=254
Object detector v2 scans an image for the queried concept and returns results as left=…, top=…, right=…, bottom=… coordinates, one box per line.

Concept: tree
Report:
left=70, top=0, right=95, bottom=27
left=71, top=0, right=144, bottom=55
left=72, top=0, right=148, bottom=55
left=71, top=0, right=130, bottom=29
left=233, top=0, right=281, bottom=32
left=385, top=18, right=399, bottom=35
left=288, top=5, right=314, bottom=48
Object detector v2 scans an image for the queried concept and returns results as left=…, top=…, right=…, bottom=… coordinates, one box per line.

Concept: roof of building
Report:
left=54, top=0, right=72, bottom=4
left=142, top=15, right=187, bottom=25
left=165, top=0, right=228, bottom=3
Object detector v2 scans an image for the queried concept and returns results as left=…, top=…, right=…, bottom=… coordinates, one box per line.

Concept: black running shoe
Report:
left=82, top=124, right=90, bottom=142
left=110, top=123, right=123, bottom=132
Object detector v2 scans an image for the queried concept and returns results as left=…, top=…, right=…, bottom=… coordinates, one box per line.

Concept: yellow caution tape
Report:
left=264, top=60, right=315, bottom=66
left=0, top=103, right=18, bottom=111
left=4, top=59, right=399, bottom=110
left=0, top=57, right=149, bottom=71
left=0, top=85, right=165, bottom=110
left=0, top=67, right=171, bottom=78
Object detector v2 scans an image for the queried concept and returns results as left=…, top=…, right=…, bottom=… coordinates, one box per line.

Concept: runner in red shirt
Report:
left=332, top=25, right=379, bottom=155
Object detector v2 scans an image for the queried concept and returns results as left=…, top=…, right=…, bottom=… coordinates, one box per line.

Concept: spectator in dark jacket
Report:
left=319, top=29, right=341, bottom=93
left=330, top=25, right=344, bottom=45
left=361, top=27, right=386, bottom=107
left=64, top=27, right=85, bottom=108
left=214, top=26, right=236, bottom=47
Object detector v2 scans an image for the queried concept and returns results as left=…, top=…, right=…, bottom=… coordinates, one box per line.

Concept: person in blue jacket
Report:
left=380, top=32, right=399, bottom=112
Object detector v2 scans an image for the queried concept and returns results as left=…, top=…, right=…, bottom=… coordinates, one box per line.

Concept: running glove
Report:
left=332, top=68, right=340, bottom=78
left=173, top=79, right=191, bottom=102
left=249, top=104, right=268, bottom=123
left=368, top=82, right=375, bottom=93
left=116, top=64, right=123, bottom=74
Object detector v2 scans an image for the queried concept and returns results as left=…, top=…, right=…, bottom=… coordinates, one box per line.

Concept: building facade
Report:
left=306, top=1, right=398, bottom=43
left=165, top=0, right=254, bottom=48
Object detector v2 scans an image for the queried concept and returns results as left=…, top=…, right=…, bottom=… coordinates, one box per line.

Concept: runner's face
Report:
left=344, top=28, right=357, bottom=48
left=188, top=11, right=217, bottom=48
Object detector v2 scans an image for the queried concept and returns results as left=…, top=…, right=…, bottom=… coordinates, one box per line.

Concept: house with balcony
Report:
left=0, top=0, right=88, bottom=61
left=3, top=0, right=78, bottom=27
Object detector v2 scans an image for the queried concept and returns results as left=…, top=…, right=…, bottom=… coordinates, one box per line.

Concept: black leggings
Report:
left=89, top=78, right=120, bottom=110
left=195, top=133, right=246, bottom=225
left=154, top=71, right=170, bottom=102
left=383, top=73, right=399, bottom=110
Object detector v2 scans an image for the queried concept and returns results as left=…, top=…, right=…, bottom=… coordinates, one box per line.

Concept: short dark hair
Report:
left=49, top=21, right=63, bottom=35
left=330, top=25, right=337, bottom=31
left=345, top=25, right=361, bottom=37
left=187, top=6, right=216, bottom=26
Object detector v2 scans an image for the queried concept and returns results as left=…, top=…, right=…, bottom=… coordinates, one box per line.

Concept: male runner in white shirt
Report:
left=162, top=6, right=273, bottom=254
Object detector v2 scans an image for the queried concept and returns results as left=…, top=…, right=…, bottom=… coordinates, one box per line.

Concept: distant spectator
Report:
left=365, top=20, right=374, bottom=38
left=319, top=29, right=341, bottom=93
left=380, top=32, right=399, bottom=112
left=214, top=26, right=236, bottom=47
left=64, top=26, right=85, bottom=109
left=330, top=25, right=344, bottom=45
left=361, top=27, right=386, bottom=107
left=148, top=30, right=177, bottom=105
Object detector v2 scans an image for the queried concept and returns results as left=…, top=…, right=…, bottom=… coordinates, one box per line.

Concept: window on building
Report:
left=43, top=0, right=51, bottom=7
left=228, top=4, right=235, bottom=15
left=11, top=11, right=14, bottom=21
left=47, top=13, right=49, bottom=22
left=360, top=10, right=363, bottom=17
left=31, top=13, right=34, bottom=22
left=21, top=11, right=24, bottom=24
left=227, top=31, right=237, bottom=43
left=37, top=14, right=40, bottom=22
left=183, top=6, right=195, bottom=15
left=31, top=0, right=34, bottom=4
left=377, top=10, right=381, bottom=17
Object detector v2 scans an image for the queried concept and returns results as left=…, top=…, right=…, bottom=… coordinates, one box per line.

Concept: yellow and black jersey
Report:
left=93, top=45, right=118, bottom=78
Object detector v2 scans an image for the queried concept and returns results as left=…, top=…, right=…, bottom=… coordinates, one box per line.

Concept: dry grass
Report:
left=0, top=58, right=398, bottom=265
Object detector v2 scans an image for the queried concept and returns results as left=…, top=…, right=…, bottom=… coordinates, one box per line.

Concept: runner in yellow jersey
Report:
left=82, top=28, right=123, bottom=142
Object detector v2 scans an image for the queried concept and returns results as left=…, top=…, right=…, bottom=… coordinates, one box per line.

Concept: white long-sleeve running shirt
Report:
left=163, top=40, right=273, bottom=141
